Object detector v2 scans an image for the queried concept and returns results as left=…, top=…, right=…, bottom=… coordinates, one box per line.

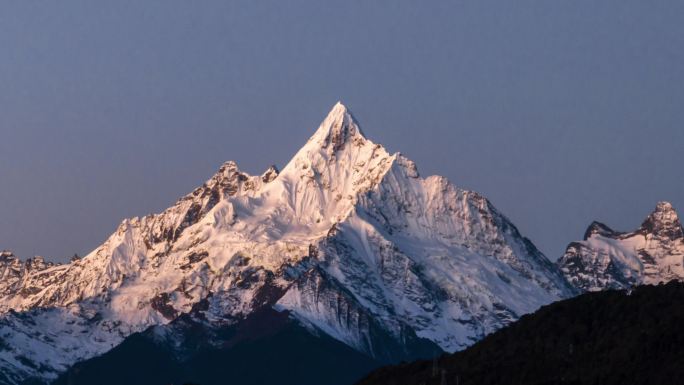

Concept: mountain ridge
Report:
left=558, top=201, right=684, bottom=291
left=0, top=103, right=574, bottom=384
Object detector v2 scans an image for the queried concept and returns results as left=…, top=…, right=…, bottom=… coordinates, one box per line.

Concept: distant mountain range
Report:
left=558, top=201, right=684, bottom=291
left=0, top=103, right=680, bottom=385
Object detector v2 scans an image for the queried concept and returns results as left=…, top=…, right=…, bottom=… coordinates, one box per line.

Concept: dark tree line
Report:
left=358, top=281, right=684, bottom=385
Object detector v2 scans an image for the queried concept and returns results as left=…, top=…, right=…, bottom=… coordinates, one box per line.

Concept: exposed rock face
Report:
left=0, top=102, right=573, bottom=384
left=640, top=201, right=683, bottom=241
left=0, top=251, right=61, bottom=299
left=558, top=202, right=684, bottom=292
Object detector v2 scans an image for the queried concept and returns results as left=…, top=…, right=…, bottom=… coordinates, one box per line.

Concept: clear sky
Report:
left=1, top=1, right=682, bottom=262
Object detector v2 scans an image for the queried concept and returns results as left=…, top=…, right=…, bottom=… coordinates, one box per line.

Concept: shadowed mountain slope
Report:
left=358, top=281, right=684, bottom=385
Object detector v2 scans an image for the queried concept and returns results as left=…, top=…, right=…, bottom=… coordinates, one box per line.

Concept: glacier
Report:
left=0, top=102, right=576, bottom=384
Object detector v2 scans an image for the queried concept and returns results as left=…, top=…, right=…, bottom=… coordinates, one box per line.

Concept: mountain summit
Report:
left=640, top=201, right=683, bottom=240
left=0, top=103, right=573, bottom=384
left=306, top=101, right=366, bottom=150
left=559, top=201, right=684, bottom=292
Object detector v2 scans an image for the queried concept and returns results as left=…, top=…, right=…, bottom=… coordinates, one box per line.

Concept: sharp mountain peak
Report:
left=0, top=103, right=576, bottom=384
left=640, top=201, right=683, bottom=240
left=307, top=101, right=367, bottom=151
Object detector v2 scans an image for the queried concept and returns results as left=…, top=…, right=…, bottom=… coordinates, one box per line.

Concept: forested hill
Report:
left=358, top=281, right=684, bottom=385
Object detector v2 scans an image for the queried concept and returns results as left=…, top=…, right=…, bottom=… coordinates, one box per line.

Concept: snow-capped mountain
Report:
left=0, top=103, right=574, bottom=384
left=558, top=202, right=684, bottom=292
left=0, top=251, right=60, bottom=300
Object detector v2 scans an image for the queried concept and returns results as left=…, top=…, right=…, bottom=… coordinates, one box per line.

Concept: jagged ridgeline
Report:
left=558, top=201, right=684, bottom=291
left=0, top=103, right=573, bottom=384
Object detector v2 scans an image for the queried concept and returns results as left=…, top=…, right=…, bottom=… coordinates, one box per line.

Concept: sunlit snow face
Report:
left=0, top=103, right=576, bottom=382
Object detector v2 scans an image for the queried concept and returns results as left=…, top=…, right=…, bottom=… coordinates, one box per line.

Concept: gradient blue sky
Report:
left=1, top=1, right=682, bottom=262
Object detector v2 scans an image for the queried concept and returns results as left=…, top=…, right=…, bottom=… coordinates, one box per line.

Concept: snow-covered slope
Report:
left=0, top=103, right=574, bottom=384
left=558, top=202, right=684, bottom=292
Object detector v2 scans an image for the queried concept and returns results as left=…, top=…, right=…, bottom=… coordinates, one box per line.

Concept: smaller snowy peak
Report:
left=393, top=153, right=420, bottom=178
left=208, top=161, right=249, bottom=195
left=261, top=165, right=279, bottom=183
left=218, top=160, right=240, bottom=173
left=0, top=252, right=62, bottom=304
left=559, top=201, right=684, bottom=292
left=308, top=102, right=366, bottom=152
left=0, top=250, right=22, bottom=272
left=583, top=221, right=618, bottom=240
left=0, top=250, right=17, bottom=260
left=191, top=160, right=275, bottom=200
left=639, top=201, right=683, bottom=240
